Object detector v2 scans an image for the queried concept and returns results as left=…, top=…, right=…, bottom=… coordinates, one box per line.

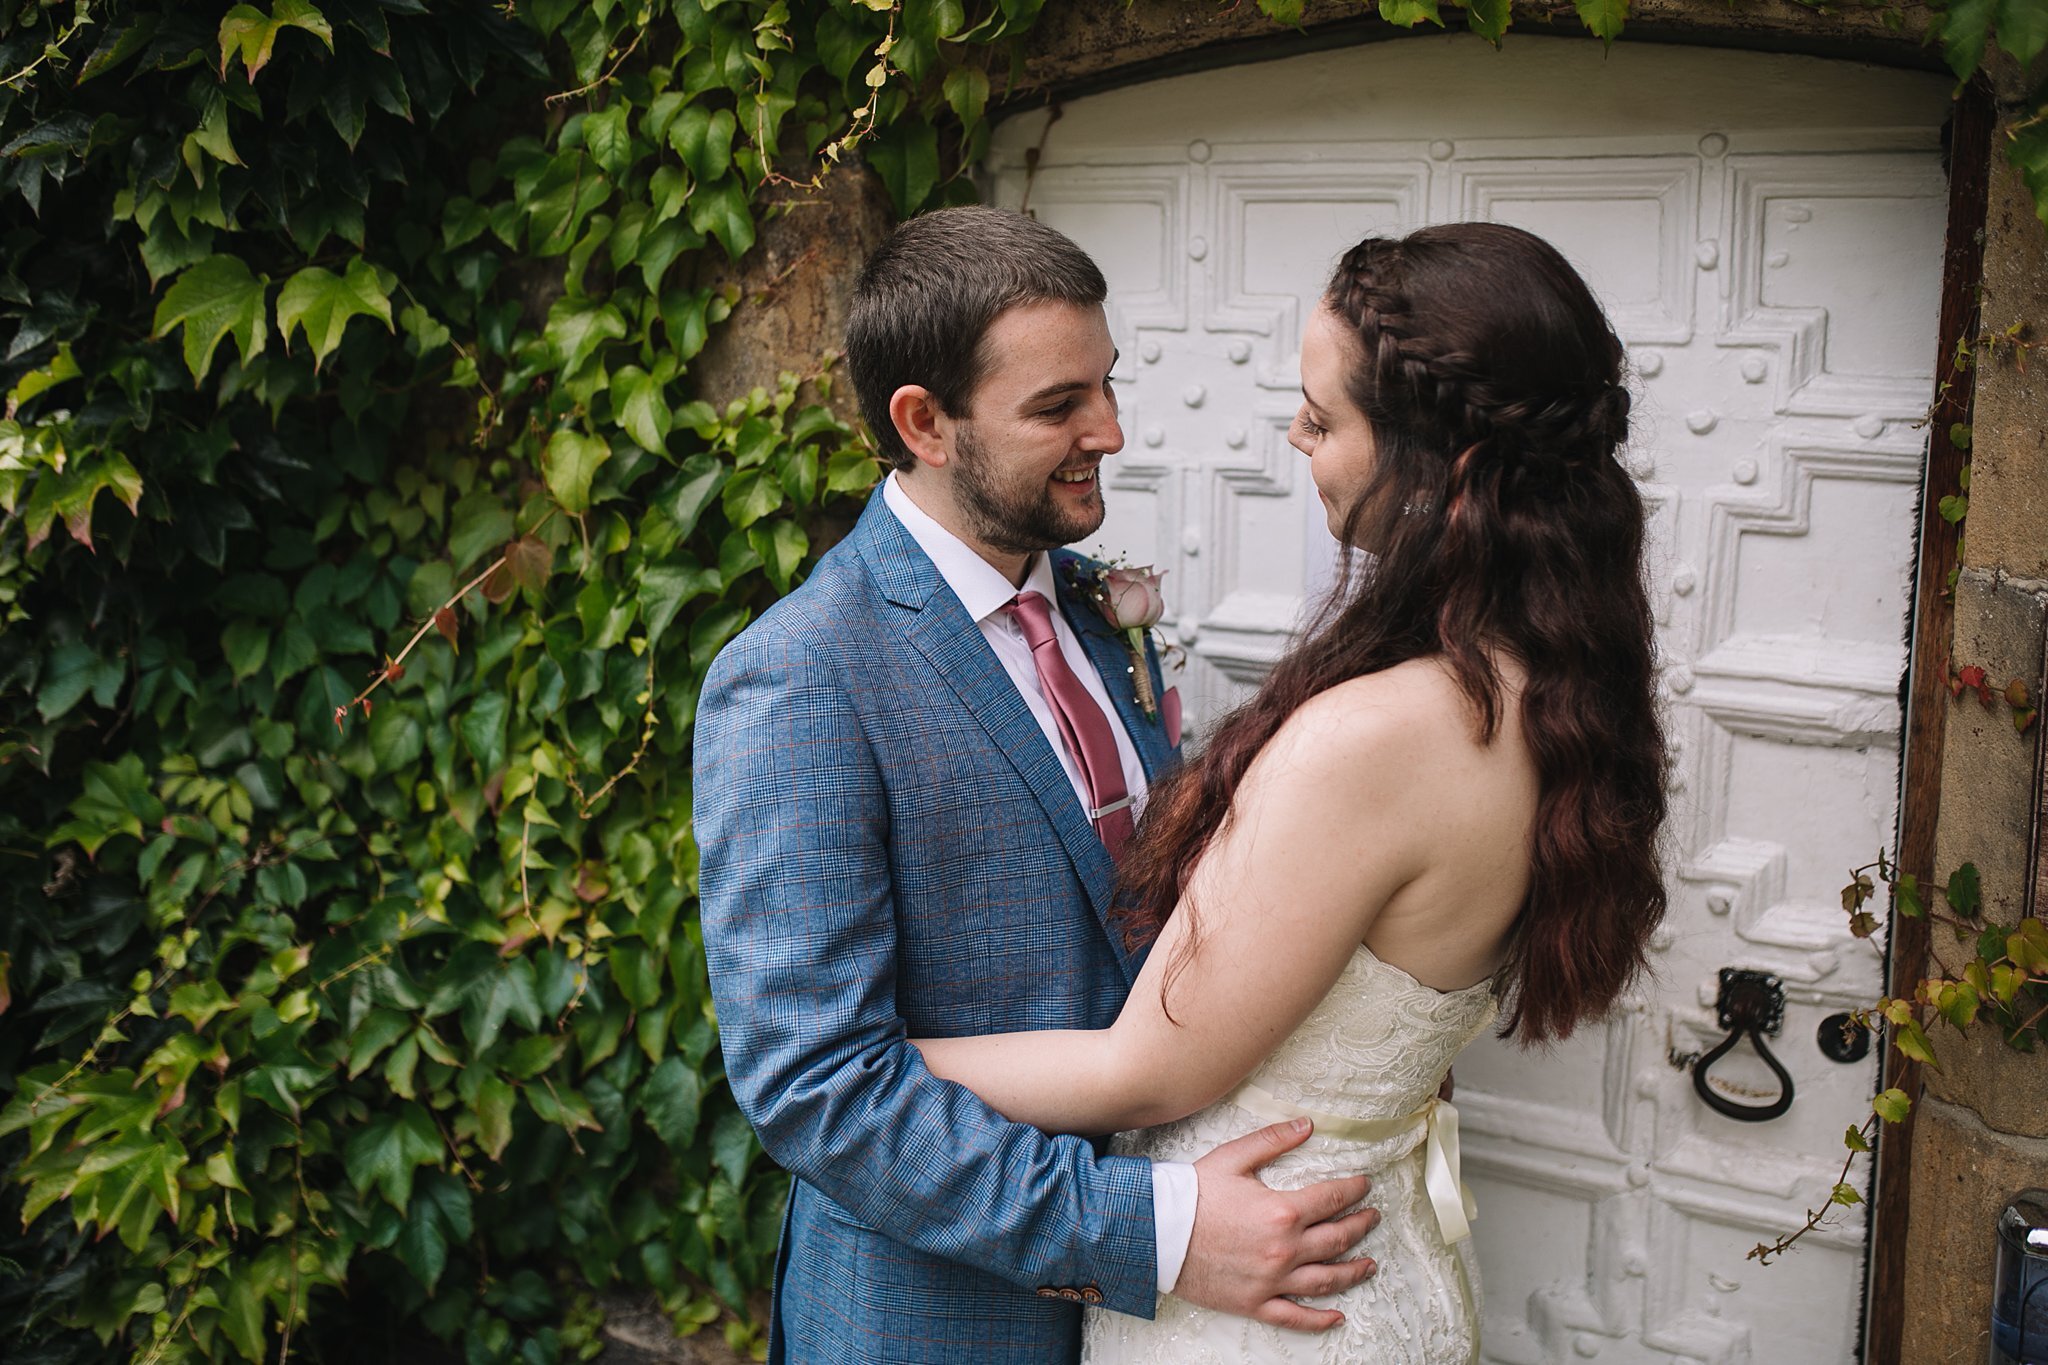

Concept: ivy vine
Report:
left=1, top=0, right=2042, bottom=1362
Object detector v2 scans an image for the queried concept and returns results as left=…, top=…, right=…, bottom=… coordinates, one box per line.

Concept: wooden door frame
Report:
left=1860, top=75, right=1995, bottom=1365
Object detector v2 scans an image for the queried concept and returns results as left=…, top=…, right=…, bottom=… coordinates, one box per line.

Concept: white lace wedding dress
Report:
left=1085, top=944, right=1498, bottom=1365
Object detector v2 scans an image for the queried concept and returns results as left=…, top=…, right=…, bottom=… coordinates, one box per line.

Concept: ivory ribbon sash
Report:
left=1223, top=1082, right=1476, bottom=1246
left=1223, top=1080, right=1482, bottom=1362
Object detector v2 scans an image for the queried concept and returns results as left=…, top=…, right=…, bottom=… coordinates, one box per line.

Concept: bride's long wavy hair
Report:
left=1118, top=222, right=1668, bottom=1045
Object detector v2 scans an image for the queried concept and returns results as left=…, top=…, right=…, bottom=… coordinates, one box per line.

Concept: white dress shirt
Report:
left=882, top=473, right=1199, bottom=1294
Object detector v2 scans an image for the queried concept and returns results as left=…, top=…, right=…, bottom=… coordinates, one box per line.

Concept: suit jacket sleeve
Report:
left=692, top=621, right=1160, bottom=1316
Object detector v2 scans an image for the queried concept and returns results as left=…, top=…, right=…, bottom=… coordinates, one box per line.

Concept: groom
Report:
left=694, top=206, right=1380, bottom=1364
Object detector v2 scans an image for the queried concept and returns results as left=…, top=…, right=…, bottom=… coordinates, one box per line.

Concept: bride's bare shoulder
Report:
left=1266, top=657, right=1512, bottom=764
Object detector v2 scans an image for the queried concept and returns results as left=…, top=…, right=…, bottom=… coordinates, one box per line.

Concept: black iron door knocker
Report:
left=1692, top=968, right=1795, bottom=1122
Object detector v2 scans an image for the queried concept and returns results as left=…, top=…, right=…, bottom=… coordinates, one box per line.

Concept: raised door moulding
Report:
left=1454, top=156, right=1701, bottom=347
left=1717, top=152, right=1946, bottom=418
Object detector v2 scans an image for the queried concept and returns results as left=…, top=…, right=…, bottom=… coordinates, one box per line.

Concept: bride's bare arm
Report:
left=912, top=679, right=1438, bottom=1134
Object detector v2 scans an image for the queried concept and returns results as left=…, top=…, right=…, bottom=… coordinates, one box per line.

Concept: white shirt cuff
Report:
left=1150, top=1160, right=1199, bottom=1293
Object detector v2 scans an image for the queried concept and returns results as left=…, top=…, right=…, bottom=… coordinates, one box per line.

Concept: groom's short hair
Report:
left=846, top=206, right=1108, bottom=471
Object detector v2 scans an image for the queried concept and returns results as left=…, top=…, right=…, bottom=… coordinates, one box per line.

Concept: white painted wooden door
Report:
left=987, top=36, right=1949, bottom=1364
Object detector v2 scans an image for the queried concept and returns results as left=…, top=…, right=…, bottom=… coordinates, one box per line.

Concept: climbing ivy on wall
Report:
left=1, top=1, right=2042, bottom=1363
left=0, top=1, right=1019, bottom=1360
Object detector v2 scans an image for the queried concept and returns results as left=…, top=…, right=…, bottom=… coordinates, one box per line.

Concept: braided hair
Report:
left=1119, top=222, right=1667, bottom=1045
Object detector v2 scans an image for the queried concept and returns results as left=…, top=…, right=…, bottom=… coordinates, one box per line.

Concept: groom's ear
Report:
left=888, top=385, right=953, bottom=471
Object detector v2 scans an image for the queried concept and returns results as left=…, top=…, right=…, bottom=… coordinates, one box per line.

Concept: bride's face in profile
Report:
left=1288, top=306, right=1378, bottom=543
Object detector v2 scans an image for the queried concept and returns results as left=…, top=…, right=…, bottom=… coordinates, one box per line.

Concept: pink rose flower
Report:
left=1098, top=565, right=1166, bottom=632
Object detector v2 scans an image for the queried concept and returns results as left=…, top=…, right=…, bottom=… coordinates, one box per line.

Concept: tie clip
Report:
left=1090, top=795, right=1134, bottom=820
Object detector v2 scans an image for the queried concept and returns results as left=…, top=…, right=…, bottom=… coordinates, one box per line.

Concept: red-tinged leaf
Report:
left=359, top=697, right=373, bottom=720
left=574, top=862, right=608, bottom=904
left=503, top=535, right=551, bottom=595
left=333, top=705, right=349, bottom=732
left=1948, top=671, right=1966, bottom=699
left=434, top=607, right=459, bottom=650
left=2008, top=678, right=2033, bottom=708
left=1959, top=664, right=1988, bottom=689
left=62, top=506, right=95, bottom=552
left=383, top=658, right=405, bottom=683
left=2017, top=707, right=2038, bottom=735
left=482, top=561, right=514, bottom=604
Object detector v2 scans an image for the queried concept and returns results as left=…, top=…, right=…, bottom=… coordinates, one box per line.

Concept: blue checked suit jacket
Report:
left=694, top=493, right=1179, bottom=1364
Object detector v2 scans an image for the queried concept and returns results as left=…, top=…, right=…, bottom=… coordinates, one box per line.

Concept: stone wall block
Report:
left=1960, top=147, right=2048, bottom=581
left=1929, top=569, right=2045, bottom=976
left=687, top=162, right=893, bottom=427
left=1922, top=1023, right=2048, bottom=1139
left=1898, top=1097, right=2048, bottom=1364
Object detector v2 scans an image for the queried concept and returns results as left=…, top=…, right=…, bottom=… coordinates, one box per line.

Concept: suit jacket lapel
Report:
left=857, top=501, right=1123, bottom=929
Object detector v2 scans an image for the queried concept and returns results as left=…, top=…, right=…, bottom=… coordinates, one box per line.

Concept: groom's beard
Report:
left=951, top=423, right=1106, bottom=556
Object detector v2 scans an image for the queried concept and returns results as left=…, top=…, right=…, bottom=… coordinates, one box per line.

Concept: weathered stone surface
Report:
left=1899, top=1097, right=2048, bottom=1364
left=1010, top=0, right=1932, bottom=100
left=1923, top=1024, right=2048, bottom=1140
left=592, top=1292, right=758, bottom=1365
left=1929, top=568, right=2045, bottom=978
left=1962, top=145, right=2048, bottom=582
left=687, top=162, right=893, bottom=426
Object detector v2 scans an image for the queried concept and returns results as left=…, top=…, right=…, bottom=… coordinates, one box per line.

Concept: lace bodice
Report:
left=1085, top=943, right=1497, bottom=1365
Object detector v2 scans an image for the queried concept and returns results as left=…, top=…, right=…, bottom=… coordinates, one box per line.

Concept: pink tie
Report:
left=1004, top=591, right=1136, bottom=862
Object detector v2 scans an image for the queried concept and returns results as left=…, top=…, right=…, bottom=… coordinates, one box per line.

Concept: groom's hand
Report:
left=1174, top=1117, right=1379, bottom=1331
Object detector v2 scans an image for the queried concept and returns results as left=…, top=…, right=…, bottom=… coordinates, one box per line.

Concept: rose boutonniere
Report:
left=1082, top=563, right=1168, bottom=717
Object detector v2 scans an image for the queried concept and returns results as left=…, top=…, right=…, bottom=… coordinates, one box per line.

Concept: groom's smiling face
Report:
left=940, top=299, right=1123, bottom=559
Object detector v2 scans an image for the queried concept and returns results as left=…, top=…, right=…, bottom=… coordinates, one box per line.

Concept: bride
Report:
left=913, top=222, right=1669, bottom=1363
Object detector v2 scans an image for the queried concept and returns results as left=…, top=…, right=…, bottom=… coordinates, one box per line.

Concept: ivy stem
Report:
left=1748, top=1113, right=1880, bottom=1265
left=544, top=26, right=645, bottom=105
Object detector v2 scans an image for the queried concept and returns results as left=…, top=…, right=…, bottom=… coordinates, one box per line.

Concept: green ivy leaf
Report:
left=1892, top=1016, right=1939, bottom=1069
left=942, top=66, right=990, bottom=128
left=1938, top=492, right=1969, bottom=524
left=688, top=175, right=756, bottom=260
left=218, top=0, right=334, bottom=81
left=866, top=121, right=941, bottom=217
left=219, top=1269, right=266, bottom=1361
left=669, top=104, right=738, bottom=183
left=1465, top=0, right=1511, bottom=43
left=222, top=619, right=272, bottom=684
left=721, top=468, right=784, bottom=530
left=710, top=1107, right=758, bottom=1190
left=476, top=1076, right=517, bottom=1160
left=1872, top=1087, right=1913, bottom=1123
left=397, top=1171, right=473, bottom=1292
left=276, top=257, right=395, bottom=370
left=611, top=365, right=673, bottom=452
left=1939, top=0, right=1993, bottom=80
left=368, top=701, right=425, bottom=774
left=153, top=255, right=270, bottom=383
left=583, top=102, right=634, bottom=177
left=37, top=642, right=125, bottom=722
left=343, top=1101, right=443, bottom=1209
left=1571, top=0, right=1628, bottom=42
left=543, top=430, right=611, bottom=514
left=643, top=1056, right=704, bottom=1150
left=1946, top=862, right=1982, bottom=919
left=639, top=563, right=721, bottom=648
left=1378, top=0, right=1442, bottom=23
left=1844, top=1124, right=1871, bottom=1153
left=750, top=517, right=808, bottom=592
left=544, top=296, right=627, bottom=375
